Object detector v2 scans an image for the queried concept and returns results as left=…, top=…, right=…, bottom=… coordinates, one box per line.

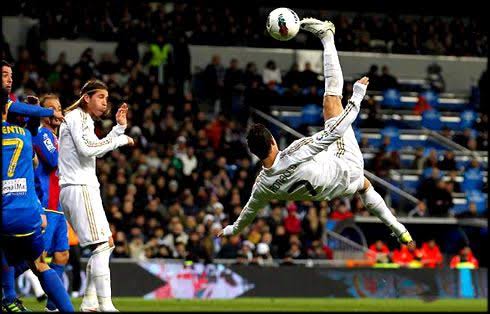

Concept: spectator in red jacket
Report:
left=420, top=239, right=443, bottom=268
left=413, top=95, right=432, bottom=115
left=392, top=244, right=417, bottom=266
left=450, top=246, right=479, bottom=269
left=366, top=240, right=391, bottom=262
left=283, top=202, right=302, bottom=235
left=329, top=199, right=354, bottom=220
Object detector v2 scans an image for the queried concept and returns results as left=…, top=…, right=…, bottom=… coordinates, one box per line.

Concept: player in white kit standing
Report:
left=58, top=80, right=134, bottom=311
left=219, top=18, right=415, bottom=249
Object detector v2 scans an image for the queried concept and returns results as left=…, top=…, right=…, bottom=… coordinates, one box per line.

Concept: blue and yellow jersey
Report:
left=2, top=120, right=42, bottom=236
left=33, top=126, right=60, bottom=211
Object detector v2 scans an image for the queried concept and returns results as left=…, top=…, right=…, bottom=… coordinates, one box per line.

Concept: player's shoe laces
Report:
left=300, top=18, right=335, bottom=38
left=2, top=298, right=31, bottom=312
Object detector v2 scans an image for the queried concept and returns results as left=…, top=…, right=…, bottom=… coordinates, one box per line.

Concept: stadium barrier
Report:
left=15, top=259, right=487, bottom=299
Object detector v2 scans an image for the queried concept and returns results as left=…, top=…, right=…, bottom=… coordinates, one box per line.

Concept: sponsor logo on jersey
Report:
left=2, top=178, right=27, bottom=195
left=43, top=134, right=56, bottom=152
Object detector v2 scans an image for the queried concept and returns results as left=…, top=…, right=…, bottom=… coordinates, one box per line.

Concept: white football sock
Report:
left=24, top=269, right=45, bottom=298
left=81, top=255, right=98, bottom=307
left=91, top=242, right=116, bottom=310
left=321, top=31, right=343, bottom=97
left=359, top=185, right=407, bottom=237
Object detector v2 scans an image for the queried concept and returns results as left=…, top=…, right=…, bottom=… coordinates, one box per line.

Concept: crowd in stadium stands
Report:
left=2, top=1, right=486, bottom=265
left=367, top=239, right=479, bottom=269
left=6, top=1, right=487, bottom=57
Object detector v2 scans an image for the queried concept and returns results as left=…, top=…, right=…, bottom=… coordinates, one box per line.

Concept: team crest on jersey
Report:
left=43, top=134, right=56, bottom=152
left=277, top=14, right=289, bottom=36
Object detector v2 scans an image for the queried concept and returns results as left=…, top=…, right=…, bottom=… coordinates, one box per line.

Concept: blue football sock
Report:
left=46, top=263, right=65, bottom=310
left=2, top=266, right=16, bottom=303
left=38, top=269, right=74, bottom=312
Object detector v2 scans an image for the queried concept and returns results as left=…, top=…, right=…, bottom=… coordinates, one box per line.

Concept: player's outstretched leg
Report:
left=301, top=18, right=343, bottom=120
left=359, top=178, right=415, bottom=248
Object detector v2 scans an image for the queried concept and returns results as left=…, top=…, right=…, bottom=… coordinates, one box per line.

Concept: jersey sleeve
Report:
left=231, top=182, right=269, bottom=235
left=96, top=124, right=127, bottom=158
left=281, top=94, right=363, bottom=164
left=33, top=129, right=58, bottom=169
left=68, top=111, right=129, bottom=158
left=8, top=101, right=54, bottom=117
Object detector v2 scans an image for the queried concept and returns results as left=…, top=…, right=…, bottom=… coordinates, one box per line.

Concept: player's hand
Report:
left=41, top=214, right=47, bottom=229
left=216, top=225, right=234, bottom=237
left=352, top=76, right=369, bottom=101
left=357, top=76, right=369, bottom=86
left=126, top=136, right=135, bottom=146
left=116, top=103, right=128, bottom=126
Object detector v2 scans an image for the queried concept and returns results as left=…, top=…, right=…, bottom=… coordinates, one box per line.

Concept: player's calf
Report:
left=358, top=178, right=415, bottom=247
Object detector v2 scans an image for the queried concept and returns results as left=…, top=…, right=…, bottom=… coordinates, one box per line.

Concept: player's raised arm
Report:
left=218, top=184, right=268, bottom=237
left=67, top=111, right=131, bottom=158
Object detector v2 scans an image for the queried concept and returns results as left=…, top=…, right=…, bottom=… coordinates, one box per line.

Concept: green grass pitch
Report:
left=22, top=297, right=487, bottom=312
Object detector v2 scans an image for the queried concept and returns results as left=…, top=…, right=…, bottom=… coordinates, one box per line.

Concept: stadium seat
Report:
left=382, top=88, right=401, bottom=108
left=420, top=90, right=439, bottom=107
left=461, top=169, right=484, bottom=193
left=466, top=191, right=487, bottom=214
left=301, top=104, right=323, bottom=125
left=459, top=110, right=477, bottom=130
left=421, top=109, right=442, bottom=130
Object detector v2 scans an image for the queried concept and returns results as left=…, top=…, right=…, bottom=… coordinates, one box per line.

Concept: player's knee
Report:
left=54, top=251, right=70, bottom=265
left=30, top=257, right=50, bottom=275
left=359, top=178, right=371, bottom=194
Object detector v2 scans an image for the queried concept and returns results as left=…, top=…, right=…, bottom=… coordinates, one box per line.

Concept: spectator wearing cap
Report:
left=255, top=242, right=274, bottom=266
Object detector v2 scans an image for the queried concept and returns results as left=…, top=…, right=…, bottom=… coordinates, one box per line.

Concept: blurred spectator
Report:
left=423, top=149, right=439, bottom=169
left=425, top=63, right=445, bottom=93
left=438, top=151, right=457, bottom=171
left=363, top=64, right=380, bottom=91
left=283, top=63, right=302, bottom=88
left=283, top=203, right=302, bottom=235
left=329, top=199, right=354, bottom=220
left=411, top=147, right=426, bottom=170
left=262, top=60, right=282, bottom=85
left=425, top=179, right=453, bottom=217
left=392, top=244, right=422, bottom=267
left=203, top=54, right=225, bottom=108
left=378, top=65, right=398, bottom=90
left=408, top=201, right=429, bottom=217
left=366, top=240, right=391, bottom=263
left=454, top=128, right=475, bottom=148
left=419, top=239, right=443, bottom=268
left=450, top=246, right=479, bottom=269
left=301, top=62, right=319, bottom=88
left=455, top=202, right=482, bottom=218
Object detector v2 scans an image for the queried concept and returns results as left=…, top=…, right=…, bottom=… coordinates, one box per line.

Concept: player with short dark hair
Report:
left=219, top=19, right=414, bottom=249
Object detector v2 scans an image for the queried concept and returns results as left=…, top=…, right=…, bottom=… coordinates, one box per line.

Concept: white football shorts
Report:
left=60, top=185, right=111, bottom=247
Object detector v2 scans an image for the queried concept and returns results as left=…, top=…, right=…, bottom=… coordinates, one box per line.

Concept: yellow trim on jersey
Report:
left=12, top=231, right=35, bottom=237
left=43, top=209, right=64, bottom=215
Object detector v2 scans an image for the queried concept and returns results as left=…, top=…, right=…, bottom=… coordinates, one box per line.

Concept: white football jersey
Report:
left=231, top=91, right=366, bottom=235
left=59, top=107, right=128, bottom=188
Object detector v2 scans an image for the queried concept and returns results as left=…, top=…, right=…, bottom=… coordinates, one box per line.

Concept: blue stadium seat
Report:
left=459, top=110, right=477, bottom=130
left=421, top=109, right=442, bottom=130
left=466, top=191, right=487, bottom=214
left=461, top=169, right=484, bottom=193
left=302, top=104, right=323, bottom=125
left=380, top=126, right=401, bottom=150
left=382, top=89, right=401, bottom=108
left=420, top=90, right=439, bottom=107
